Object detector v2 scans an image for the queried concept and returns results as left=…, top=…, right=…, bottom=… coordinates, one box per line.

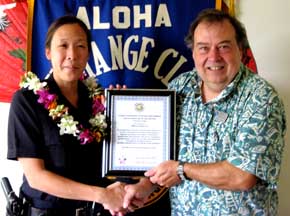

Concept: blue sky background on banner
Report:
left=31, top=0, right=215, bottom=88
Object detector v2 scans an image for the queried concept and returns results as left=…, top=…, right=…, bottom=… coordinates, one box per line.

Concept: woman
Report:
left=7, top=15, right=125, bottom=216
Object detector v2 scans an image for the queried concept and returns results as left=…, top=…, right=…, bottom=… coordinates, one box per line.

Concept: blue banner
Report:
left=31, top=0, right=215, bottom=88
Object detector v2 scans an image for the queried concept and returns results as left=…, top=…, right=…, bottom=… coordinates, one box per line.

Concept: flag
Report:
left=0, top=0, right=27, bottom=103
left=216, top=0, right=258, bottom=72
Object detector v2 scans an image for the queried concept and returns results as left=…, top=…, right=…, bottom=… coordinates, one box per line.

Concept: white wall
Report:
left=0, top=1, right=290, bottom=215
left=0, top=103, right=23, bottom=215
left=238, top=1, right=290, bottom=215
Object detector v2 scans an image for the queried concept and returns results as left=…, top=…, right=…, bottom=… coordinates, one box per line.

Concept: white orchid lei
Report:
left=19, top=71, right=107, bottom=145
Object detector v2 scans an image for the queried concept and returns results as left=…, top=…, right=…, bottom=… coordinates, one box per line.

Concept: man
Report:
left=123, top=8, right=286, bottom=215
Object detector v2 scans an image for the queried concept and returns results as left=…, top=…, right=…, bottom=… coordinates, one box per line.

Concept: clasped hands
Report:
left=102, top=177, right=154, bottom=216
left=103, top=160, right=181, bottom=216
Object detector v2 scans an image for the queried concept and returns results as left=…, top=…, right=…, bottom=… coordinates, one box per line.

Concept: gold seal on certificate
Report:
left=102, top=89, right=176, bottom=178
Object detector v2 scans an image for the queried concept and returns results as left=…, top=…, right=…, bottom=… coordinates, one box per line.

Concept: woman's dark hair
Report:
left=185, top=8, right=249, bottom=53
left=45, top=15, right=92, bottom=52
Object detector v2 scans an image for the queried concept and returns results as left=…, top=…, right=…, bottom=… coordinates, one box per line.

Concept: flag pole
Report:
left=27, top=0, right=35, bottom=71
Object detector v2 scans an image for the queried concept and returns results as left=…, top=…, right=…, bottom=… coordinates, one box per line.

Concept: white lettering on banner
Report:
left=135, top=37, right=155, bottom=72
left=77, top=4, right=171, bottom=29
left=77, top=7, right=91, bottom=28
left=122, top=35, right=155, bottom=72
left=77, top=4, right=185, bottom=85
left=91, top=42, right=111, bottom=76
left=112, top=7, right=130, bottom=29
left=155, top=4, right=171, bottom=27
left=89, top=36, right=187, bottom=84
left=93, top=7, right=110, bottom=29
left=93, top=35, right=155, bottom=75
left=109, top=35, right=124, bottom=70
left=123, top=35, right=138, bottom=70
left=134, top=5, right=151, bottom=28
left=154, top=49, right=188, bottom=86
left=85, top=62, right=95, bottom=77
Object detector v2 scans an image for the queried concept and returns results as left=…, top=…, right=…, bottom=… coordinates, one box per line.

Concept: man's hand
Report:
left=145, top=160, right=181, bottom=187
left=123, top=178, right=155, bottom=212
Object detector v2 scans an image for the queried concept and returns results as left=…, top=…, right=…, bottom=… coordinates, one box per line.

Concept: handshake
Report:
left=101, top=160, right=181, bottom=216
left=103, top=177, right=156, bottom=216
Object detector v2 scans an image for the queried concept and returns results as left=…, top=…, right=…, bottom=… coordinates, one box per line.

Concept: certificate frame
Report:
left=102, top=89, right=176, bottom=178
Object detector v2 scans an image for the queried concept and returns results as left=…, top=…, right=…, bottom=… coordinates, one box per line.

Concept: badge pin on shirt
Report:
left=214, top=111, right=228, bottom=123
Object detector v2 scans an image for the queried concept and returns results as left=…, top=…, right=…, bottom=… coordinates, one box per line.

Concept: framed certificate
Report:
left=102, top=89, right=176, bottom=178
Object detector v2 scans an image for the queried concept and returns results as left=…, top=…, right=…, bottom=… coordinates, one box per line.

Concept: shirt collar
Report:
left=200, top=63, right=246, bottom=104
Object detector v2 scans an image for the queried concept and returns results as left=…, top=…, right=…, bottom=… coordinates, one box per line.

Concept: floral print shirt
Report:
left=168, top=64, right=286, bottom=216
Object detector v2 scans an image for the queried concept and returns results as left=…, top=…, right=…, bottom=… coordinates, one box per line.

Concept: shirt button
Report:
left=214, top=132, right=219, bottom=142
left=185, top=201, right=190, bottom=209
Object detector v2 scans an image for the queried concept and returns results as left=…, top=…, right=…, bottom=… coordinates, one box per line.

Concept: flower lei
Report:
left=19, top=71, right=107, bottom=145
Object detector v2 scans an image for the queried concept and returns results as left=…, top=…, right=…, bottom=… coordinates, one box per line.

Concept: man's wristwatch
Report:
left=177, top=161, right=187, bottom=181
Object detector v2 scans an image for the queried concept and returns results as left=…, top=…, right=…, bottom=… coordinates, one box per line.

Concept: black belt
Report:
left=28, top=205, right=111, bottom=216
left=29, top=206, right=89, bottom=216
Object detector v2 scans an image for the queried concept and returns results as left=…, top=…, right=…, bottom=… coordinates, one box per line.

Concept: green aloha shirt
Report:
left=168, top=64, right=286, bottom=216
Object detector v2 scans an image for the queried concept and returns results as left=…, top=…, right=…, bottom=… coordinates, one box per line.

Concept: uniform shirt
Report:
left=7, top=74, right=109, bottom=209
left=168, top=64, right=286, bottom=216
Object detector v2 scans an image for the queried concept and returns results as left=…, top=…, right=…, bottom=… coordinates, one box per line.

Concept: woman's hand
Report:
left=102, top=181, right=127, bottom=216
